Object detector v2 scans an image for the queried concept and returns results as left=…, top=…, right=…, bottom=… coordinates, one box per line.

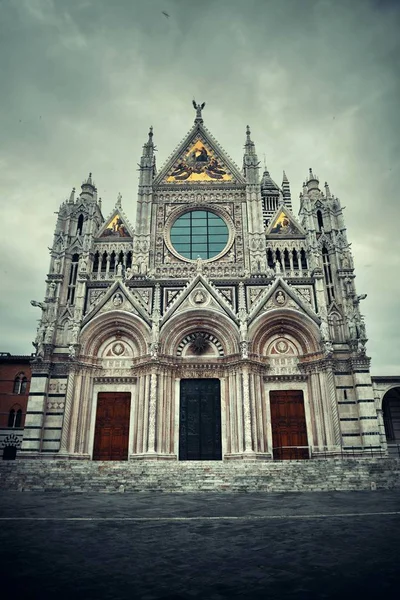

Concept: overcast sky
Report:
left=0, top=0, right=399, bottom=374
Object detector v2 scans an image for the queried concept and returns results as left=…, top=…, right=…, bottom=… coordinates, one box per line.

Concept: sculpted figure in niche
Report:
left=320, top=319, right=330, bottom=341
left=53, top=258, right=61, bottom=274
left=275, top=291, right=286, bottom=305
left=80, top=257, right=87, bottom=272
left=275, top=261, right=281, bottom=274
left=48, top=282, right=57, bottom=299
left=193, top=290, right=206, bottom=304
left=341, top=252, right=350, bottom=269
left=113, top=293, right=124, bottom=307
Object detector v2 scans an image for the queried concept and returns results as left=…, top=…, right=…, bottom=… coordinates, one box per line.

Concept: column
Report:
left=59, top=368, right=76, bottom=454
left=242, top=368, right=255, bottom=456
left=147, top=371, right=157, bottom=454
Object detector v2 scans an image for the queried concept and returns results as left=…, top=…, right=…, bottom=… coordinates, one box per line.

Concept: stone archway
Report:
left=382, top=387, right=400, bottom=455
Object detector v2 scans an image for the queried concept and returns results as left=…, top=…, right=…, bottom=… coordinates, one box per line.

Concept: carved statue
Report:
left=116, top=262, right=123, bottom=277
left=341, top=252, right=350, bottom=269
left=266, top=266, right=275, bottom=278
left=275, top=261, right=281, bottom=274
left=71, top=321, right=80, bottom=343
left=275, top=291, right=286, bottom=305
left=320, top=319, right=330, bottom=341
left=113, top=293, right=123, bottom=307
left=68, top=344, right=76, bottom=359
left=80, top=257, right=87, bottom=272
left=31, top=300, right=47, bottom=311
left=44, top=324, right=54, bottom=344
left=348, top=315, right=357, bottom=340
left=192, top=99, right=206, bottom=120
left=53, top=258, right=61, bottom=274
left=240, top=340, right=249, bottom=359
left=48, top=282, right=57, bottom=299
left=196, top=257, right=204, bottom=274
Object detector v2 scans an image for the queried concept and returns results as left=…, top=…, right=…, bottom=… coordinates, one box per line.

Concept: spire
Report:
left=142, top=126, right=154, bottom=158
left=244, top=125, right=256, bottom=154
left=192, top=99, right=205, bottom=123
left=324, top=181, right=331, bottom=198
left=116, top=192, right=122, bottom=208
left=68, top=187, right=75, bottom=204
left=306, top=167, right=320, bottom=192
left=139, top=126, right=156, bottom=187
left=80, top=172, right=96, bottom=200
left=243, top=125, right=260, bottom=183
left=281, top=170, right=292, bottom=208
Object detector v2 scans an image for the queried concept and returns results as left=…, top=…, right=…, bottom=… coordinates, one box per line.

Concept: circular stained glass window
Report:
left=170, top=210, right=229, bottom=260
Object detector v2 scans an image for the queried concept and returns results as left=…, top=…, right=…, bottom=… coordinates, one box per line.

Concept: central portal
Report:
left=179, top=378, right=222, bottom=460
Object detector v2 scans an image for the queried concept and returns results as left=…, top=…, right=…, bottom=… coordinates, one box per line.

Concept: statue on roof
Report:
left=192, top=99, right=206, bottom=121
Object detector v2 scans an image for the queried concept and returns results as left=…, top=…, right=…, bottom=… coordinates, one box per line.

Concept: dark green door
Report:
left=179, top=379, right=222, bottom=460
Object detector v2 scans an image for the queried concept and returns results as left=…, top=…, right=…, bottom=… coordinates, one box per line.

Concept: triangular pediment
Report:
left=248, top=277, right=319, bottom=325
left=154, top=123, right=245, bottom=186
left=96, top=206, right=134, bottom=239
left=266, top=206, right=306, bottom=237
left=161, top=273, right=238, bottom=326
left=82, top=281, right=151, bottom=326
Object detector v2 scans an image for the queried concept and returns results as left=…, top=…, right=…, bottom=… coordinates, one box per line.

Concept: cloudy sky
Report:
left=0, top=0, right=399, bottom=374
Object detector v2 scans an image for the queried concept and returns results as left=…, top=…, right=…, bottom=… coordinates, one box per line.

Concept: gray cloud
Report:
left=0, top=0, right=399, bottom=373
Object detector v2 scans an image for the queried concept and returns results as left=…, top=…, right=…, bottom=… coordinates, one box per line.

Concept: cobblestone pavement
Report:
left=1, top=491, right=399, bottom=600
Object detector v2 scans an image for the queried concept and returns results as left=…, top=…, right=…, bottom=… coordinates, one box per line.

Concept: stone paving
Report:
left=1, top=491, right=399, bottom=600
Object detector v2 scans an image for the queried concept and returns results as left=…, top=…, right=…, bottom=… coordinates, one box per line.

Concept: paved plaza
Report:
left=1, top=490, right=399, bottom=600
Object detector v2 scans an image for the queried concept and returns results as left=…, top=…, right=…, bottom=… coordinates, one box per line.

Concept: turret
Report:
left=242, top=126, right=260, bottom=185
left=79, top=173, right=96, bottom=202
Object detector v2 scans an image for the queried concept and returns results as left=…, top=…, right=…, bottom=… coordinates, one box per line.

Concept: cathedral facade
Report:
left=21, top=104, right=385, bottom=461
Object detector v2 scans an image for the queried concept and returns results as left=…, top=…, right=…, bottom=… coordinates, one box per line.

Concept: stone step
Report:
left=1, top=458, right=400, bottom=492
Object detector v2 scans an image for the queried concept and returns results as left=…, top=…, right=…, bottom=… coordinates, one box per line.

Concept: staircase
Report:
left=1, top=458, right=400, bottom=492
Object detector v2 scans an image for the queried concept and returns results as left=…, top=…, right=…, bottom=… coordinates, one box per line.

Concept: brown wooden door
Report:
left=93, top=392, right=131, bottom=461
left=270, top=390, right=309, bottom=460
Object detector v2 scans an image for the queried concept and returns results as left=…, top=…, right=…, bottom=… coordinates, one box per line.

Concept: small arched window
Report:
left=15, top=409, right=22, bottom=428
left=8, top=407, right=23, bottom=428
left=67, top=254, right=79, bottom=305
left=8, top=409, right=15, bottom=427
left=317, top=210, right=324, bottom=231
left=13, top=373, right=28, bottom=395
left=77, top=214, right=84, bottom=236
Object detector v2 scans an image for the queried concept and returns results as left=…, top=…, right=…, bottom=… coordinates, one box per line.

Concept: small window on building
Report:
left=8, top=409, right=15, bottom=427
left=317, top=210, right=324, bottom=231
left=8, top=407, right=23, bottom=428
left=77, top=214, right=84, bottom=236
left=13, top=373, right=28, bottom=394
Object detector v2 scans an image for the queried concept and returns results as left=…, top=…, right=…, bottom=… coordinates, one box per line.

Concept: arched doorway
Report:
left=382, top=387, right=400, bottom=456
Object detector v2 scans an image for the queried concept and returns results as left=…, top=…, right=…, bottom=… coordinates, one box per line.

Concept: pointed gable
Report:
left=82, top=281, right=151, bottom=327
left=154, top=123, right=245, bottom=186
left=161, top=273, right=238, bottom=326
left=266, top=206, right=306, bottom=238
left=248, top=277, right=319, bottom=325
left=96, top=206, right=134, bottom=239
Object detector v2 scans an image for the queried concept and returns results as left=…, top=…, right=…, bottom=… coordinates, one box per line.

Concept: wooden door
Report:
left=93, top=392, right=131, bottom=461
left=179, top=379, right=222, bottom=460
left=270, top=390, right=309, bottom=460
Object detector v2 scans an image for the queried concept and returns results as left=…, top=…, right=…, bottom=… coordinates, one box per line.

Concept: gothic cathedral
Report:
left=22, top=103, right=381, bottom=461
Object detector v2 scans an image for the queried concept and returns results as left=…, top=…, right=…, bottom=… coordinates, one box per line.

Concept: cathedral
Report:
left=20, top=102, right=387, bottom=462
